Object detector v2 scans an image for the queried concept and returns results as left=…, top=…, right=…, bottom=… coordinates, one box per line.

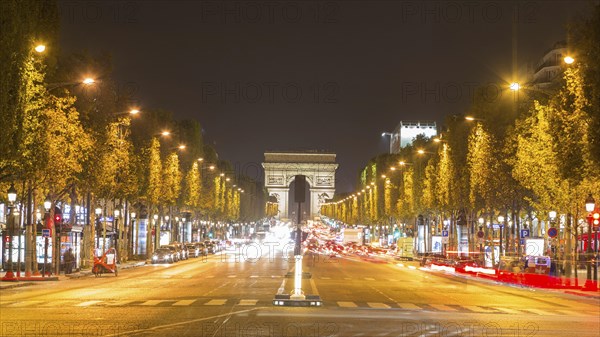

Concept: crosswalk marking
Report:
left=525, top=308, right=556, bottom=316
left=76, top=300, right=103, bottom=307
left=106, top=300, right=135, bottom=306
left=428, top=304, right=457, bottom=311
left=238, top=299, right=258, bottom=306
left=205, top=299, right=227, bottom=306
left=463, top=305, right=496, bottom=313
left=495, top=307, right=521, bottom=314
left=397, top=303, right=422, bottom=310
left=364, top=277, right=375, bottom=281
left=8, top=300, right=42, bottom=307
left=337, top=301, right=358, bottom=308
left=173, top=300, right=196, bottom=306
left=367, top=302, right=390, bottom=309
left=141, top=300, right=165, bottom=306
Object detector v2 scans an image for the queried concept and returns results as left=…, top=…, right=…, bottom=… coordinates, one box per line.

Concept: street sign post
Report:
left=42, top=229, right=51, bottom=238
left=521, top=229, right=530, bottom=238
left=547, top=227, right=558, bottom=238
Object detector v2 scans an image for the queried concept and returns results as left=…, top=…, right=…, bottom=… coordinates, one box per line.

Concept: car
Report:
left=152, top=248, right=175, bottom=264
left=185, top=243, right=200, bottom=258
left=161, top=245, right=181, bottom=262
left=172, top=242, right=189, bottom=260
left=196, top=242, right=208, bottom=256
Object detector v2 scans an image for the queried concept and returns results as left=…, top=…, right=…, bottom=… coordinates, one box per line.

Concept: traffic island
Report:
left=273, top=294, right=323, bottom=307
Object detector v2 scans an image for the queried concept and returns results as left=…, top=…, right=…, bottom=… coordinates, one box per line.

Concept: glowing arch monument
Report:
left=263, top=151, right=338, bottom=220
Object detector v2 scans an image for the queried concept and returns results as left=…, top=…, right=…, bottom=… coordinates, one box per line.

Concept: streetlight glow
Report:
left=129, top=109, right=140, bottom=115
left=178, top=144, right=186, bottom=150
left=35, top=44, right=46, bottom=53
left=7, top=184, right=17, bottom=203
left=83, top=78, right=95, bottom=85
left=417, top=149, right=425, bottom=154
left=564, top=56, right=574, bottom=64
left=585, top=194, right=595, bottom=212
left=509, top=82, right=520, bottom=91
left=161, top=131, right=171, bottom=136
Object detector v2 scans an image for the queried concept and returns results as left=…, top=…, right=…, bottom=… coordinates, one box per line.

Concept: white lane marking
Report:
left=238, top=299, right=258, bottom=306
left=463, top=305, right=496, bottom=313
left=173, top=300, right=196, bottom=306
left=397, top=303, right=422, bottom=310
left=8, top=301, right=43, bottom=307
left=337, top=301, right=357, bottom=308
left=277, top=278, right=287, bottom=295
left=495, top=307, right=521, bottom=314
left=206, top=275, right=215, bottom=278
left=367, top=302, right=391, bottom=309
left=525, top=308, right=557, bottom=315
left=250, top=275, right=259, bottom=278
left=76, top=300, right=103, bottom=307
left=205, top=299, right=227, bottom=305
left=364, top=277, right=375, bottom=281
left=310, top=278, right=320, bottom=296
left=141, top=300, right=165, bottom=306
left=227, top=275, right=236, bottom=278
left=106, top=300, right=135, bottom=306
left=428, top=304, right=457, bottom=311
left=39, top=301, right=74, bottom=307
left=104, top=308, right=262, bottom=337
left=321, top=277, right=331, bottom=280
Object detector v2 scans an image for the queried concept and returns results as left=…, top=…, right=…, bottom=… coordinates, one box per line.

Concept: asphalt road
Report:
left=1, top=243, right=598, bottom=337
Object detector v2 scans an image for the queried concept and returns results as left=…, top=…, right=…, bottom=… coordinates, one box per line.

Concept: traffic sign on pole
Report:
left=42, top=229, right=51, bottom=238
left=547, top=227, right=558, bottom=238
left=521, top=229, right=530, bottom=237
left=442, top=230, right=449, bottom=237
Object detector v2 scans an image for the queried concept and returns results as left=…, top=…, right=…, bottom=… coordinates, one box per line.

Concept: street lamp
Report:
left=563, top=56, right=575, bottom=64
left=35, top=44, right=46, bottom=53
left=465, top=116, right=485, bottom=122
left=584, top=194, right=596, bottom=289
left=498, top=215, right=505, bottom=257
left=2, top=184, right=17, bottom=280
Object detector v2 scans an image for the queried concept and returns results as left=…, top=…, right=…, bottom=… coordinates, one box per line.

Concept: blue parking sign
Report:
left=442, top=230, right=449, bottom=237
left=521, top=229, right=530, bottom=237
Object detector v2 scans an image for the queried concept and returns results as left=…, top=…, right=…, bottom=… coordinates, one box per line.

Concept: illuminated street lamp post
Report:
left=43, top=196, right=52, bottom=277
left=498, top=215, right=505, bottom=257
left=114, top=206, right=121, bottom=262
left=94, top=207, right=102, bottom=251
left=2, top=184, right=18, bottom=280
left=584, top=194, right=596, bottom=289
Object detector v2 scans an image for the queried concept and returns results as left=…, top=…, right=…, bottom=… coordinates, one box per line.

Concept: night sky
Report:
left=57, top=0, right=594, bottom=193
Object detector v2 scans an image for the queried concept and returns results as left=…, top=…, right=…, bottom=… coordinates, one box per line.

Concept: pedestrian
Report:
left=64, top=248, right=75, bottom=274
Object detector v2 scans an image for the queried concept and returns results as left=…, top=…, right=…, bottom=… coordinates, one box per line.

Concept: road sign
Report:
left=477, top=231, right=484, bottom=238
left=42, top=229, right=51, bottom=238
left=442, top=236, right=449, bottom=244
left=520, top=239, right=525, bottom=245
left=442, top=230, right=449, bottom=237
left=521, top=229, right=530, bottom=237
left=547, top=227, right=558, bottom=238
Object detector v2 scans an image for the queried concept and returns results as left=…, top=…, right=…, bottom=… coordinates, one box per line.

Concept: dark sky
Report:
left=57, top=0, right=596, bottom=193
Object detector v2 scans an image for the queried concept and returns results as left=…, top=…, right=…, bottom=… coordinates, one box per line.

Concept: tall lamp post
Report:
left=584, top=194, right=596, bottom=289
left=43, top=196, right=51, bottom=276
left=114, top=206, right=121, bottom=262
left=94, top=207, right=102, bottom=253
left=2, top=184, right=18, bottom=280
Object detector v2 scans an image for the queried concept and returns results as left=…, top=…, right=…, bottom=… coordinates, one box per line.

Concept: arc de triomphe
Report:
left=263, top=151, right=338, bottom=219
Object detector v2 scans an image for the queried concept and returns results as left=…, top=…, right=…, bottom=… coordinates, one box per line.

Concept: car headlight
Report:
left=152, top=256, right=158, bottom=260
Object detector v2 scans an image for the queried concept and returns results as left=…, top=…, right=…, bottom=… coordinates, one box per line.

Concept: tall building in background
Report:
left=390, top=121, right=437, bottom=153
left=528, top=41, right=568, bottom=90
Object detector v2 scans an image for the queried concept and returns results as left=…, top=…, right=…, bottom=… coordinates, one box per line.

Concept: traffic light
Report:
left=593, top=211, right=600, bottom=228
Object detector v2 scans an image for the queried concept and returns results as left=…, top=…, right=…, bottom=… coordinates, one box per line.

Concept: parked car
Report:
left=196, top=242, right=208, bottom=256
left=172, top=242, right=189, bottom=260
left=186, top=243, right=201, bottom=258
left=152, top=248, right=175, bottom=264
left=161, top=245, right=181, bottom=262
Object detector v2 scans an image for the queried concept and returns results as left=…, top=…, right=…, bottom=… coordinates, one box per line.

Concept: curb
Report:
left=0, top=282, right=36, bottom=290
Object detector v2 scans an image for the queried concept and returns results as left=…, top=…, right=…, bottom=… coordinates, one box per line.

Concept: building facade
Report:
left=390, top=121, right=437, bottom=153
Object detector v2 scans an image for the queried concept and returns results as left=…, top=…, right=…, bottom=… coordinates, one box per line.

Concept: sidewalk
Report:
left=0, top=260, right=147, bottom=290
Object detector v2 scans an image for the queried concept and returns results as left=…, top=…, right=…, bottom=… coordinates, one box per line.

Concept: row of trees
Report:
left=322, top=6, right=600, bottom=262
left=0, top=0, right=264, bottom=275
